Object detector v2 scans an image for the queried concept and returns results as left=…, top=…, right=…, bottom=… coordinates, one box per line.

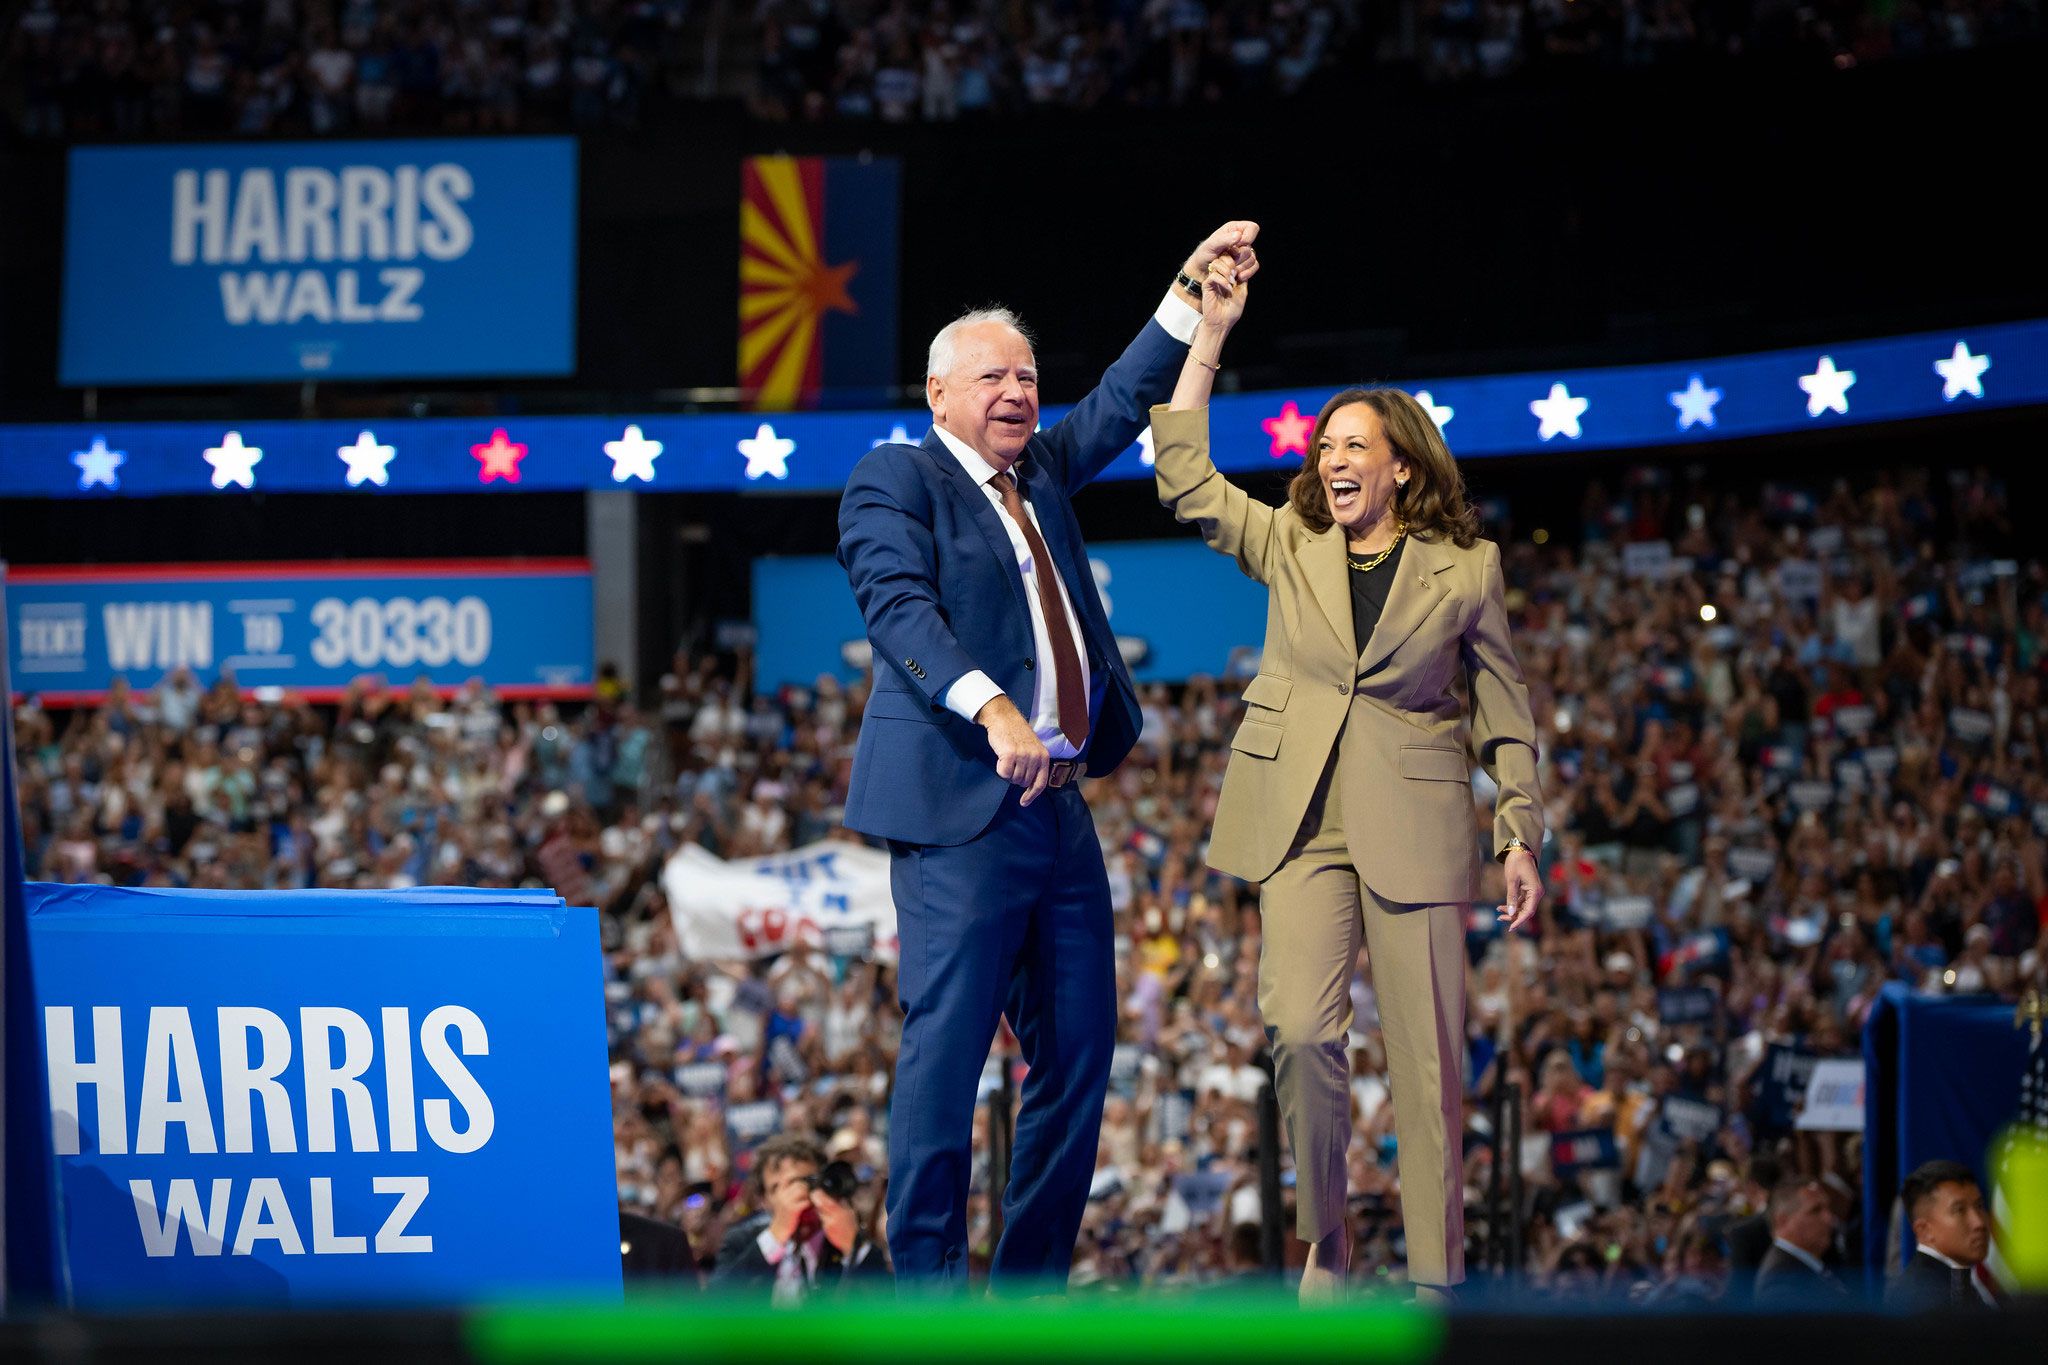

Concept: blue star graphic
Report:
left=71, top=436, right=127, bottom=490
left=1668, top=375, right=1722, bottom=431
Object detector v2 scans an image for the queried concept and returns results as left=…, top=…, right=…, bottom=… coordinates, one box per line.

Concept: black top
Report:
left=1886, top=1249, right=1995, bottom=1311
left=1753, top=1244, right=1850, bottom=1306
left=1345, top=534, right=1408, bottom=657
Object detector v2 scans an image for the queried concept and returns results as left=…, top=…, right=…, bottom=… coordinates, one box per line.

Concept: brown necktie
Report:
left=992, top=469, right=1089, bottom=748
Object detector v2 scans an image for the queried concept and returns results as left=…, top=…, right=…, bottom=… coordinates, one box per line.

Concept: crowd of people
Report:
left=6, top=0, right=2038, bottom=139
left=11, top=450, right=2044, bottom=1298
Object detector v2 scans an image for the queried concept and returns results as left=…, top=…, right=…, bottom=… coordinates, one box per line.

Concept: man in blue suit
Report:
left=837, top=222, right=1258, bottom=1289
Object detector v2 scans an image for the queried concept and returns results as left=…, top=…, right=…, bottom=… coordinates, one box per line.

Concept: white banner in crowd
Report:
left=1796, top=1058, right=1866, bottom=1132
left=661, top=840, right=898, bottom=962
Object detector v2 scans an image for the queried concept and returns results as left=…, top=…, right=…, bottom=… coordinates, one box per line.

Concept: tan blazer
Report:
left=1150, top=405, right=1543, bottom=904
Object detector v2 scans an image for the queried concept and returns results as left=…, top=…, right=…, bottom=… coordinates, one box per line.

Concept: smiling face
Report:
left=1316, top=402, right=1408, bottom=535
left=927, top=321, right=1039, bottom=470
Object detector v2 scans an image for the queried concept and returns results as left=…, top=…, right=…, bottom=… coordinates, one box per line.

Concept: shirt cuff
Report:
left=942, top=671, right=1004, bottom=724
left=1153, top=289, right=1202, bottom=344
left=756, top=1229, right=786, bottom=1264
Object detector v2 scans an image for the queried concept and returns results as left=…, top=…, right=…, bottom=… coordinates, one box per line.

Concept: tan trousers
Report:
left=1257, top=753, right=1468, bottom=1287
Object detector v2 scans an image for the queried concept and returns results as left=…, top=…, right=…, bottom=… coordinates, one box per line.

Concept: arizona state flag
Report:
left=740, top=155, right=901, bottom=410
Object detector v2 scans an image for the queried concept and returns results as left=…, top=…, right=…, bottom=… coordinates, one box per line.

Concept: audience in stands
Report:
left=12, top=455, right=2045, bottom=1293
left=7, top=0, right=2039, bottom=138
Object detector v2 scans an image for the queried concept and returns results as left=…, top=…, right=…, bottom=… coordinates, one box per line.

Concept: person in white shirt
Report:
left=836, top=221, right=1259, bottom=1289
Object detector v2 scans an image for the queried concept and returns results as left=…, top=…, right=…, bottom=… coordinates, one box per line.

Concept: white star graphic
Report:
left=337, top=430, right=396, bottom=487
left=1933, top=341, right=1989, bottom=401
left=738, top=423, right=795, bottom=481
left=604, top=424, right=663, bottom=482
left=1413, top=390, right=1454, bottom=429
left=71, top=436, right=126, bottom=490
left=1136, top=427, right=1157, bottom=468
left=1798, top=356, right=1856, bottom=417
left=1530, top=383, right=1589, bottom=441
left=203, top=431, right=263, bottom=489
left=1669, top=374, right=1722, bottom=430
left=871, top=423, right=916, bottom=449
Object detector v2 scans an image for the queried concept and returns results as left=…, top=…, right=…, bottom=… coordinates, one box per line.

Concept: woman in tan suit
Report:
left=1151, top=257, right=1545, bottom=1301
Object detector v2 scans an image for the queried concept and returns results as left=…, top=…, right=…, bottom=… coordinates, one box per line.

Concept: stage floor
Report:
left=2, top=1292, right=2043, bottom=1365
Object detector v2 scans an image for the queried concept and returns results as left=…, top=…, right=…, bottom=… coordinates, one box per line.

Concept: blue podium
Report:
left=1861, top=981, right=2031, bottom=1281
left=7, top=881, right=622, bottom=1307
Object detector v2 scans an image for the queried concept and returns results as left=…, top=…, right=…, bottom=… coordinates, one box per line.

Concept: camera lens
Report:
left=817, top=1160, right=860, bottom=1202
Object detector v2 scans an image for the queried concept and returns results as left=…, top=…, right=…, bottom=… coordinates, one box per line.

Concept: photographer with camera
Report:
left=712, top=1135, right=889, bottom=1302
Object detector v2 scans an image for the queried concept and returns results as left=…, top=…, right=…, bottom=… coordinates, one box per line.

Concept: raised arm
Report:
left=1037, top=223, right=1260, bottom=497
left=1149, top=252, right=1281, bottom=585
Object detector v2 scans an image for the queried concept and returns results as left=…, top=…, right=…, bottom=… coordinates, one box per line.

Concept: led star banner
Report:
left=17, top=883, right=621, bottom=1307
left=6, top=317, right=2044, bottom=497
left=740, top=155, right=902, bottom=410
left=60, top=138, right=577, bottom=385
left=5, top=560, right=593, bottom=705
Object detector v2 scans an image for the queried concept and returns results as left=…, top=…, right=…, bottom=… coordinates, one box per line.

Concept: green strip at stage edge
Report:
left=469, top=1291, right=1447, bottom=1364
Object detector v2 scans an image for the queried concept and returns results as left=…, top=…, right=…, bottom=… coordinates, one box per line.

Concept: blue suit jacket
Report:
left=837, top=317, right=1185, bottom=845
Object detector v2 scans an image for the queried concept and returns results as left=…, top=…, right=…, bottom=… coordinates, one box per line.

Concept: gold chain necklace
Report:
left=1346, top=525, right=1406, bottom=573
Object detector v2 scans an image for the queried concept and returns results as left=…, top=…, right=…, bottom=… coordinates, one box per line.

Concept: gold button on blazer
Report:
left=1150, top=405, right=1543, bottom=904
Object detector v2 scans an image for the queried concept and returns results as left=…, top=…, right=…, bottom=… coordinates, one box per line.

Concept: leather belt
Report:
left=1047, top=760, right=1082, bottom=788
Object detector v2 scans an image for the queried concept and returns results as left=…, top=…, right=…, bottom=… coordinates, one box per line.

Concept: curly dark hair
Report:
left=753, top=1133, right=826, bottom=1190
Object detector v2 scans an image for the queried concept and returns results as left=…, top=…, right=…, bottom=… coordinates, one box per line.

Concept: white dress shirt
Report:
left=937, top=289, right=1201, bottom=754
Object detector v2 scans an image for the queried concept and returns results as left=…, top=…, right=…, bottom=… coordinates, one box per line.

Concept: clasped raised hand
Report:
left=1202, top=252, right=1258, bottom=332
left=1184, top=221, right=1261, bottom=288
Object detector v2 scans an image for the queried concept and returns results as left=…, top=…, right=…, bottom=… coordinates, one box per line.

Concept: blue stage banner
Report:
left=6, top=316, right=2045, bottom=498
left=753, top=539, right=1267, bottom=691
left=5, top=560, right=593, bottom=705
left=61, top=138, right=577, bottom=385
left=19, top=883, right=620, bottom=1306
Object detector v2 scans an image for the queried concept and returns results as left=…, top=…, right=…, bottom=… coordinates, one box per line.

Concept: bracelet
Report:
left=1190, top=351, right=1221, bottom=372
left=1175, top=268, right=1203, bottom=299
left=1497, top=838, right=1532, bottom=863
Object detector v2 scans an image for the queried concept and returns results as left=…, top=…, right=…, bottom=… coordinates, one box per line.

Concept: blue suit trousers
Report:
left=883, top=782, right=1116, bottom=1289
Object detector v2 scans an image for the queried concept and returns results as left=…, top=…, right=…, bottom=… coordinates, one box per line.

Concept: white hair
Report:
left=925, top=307, right=1034, bottom=408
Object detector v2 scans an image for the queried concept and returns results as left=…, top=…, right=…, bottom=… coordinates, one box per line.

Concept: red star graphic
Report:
left=1262, top=401, right=1314, bottom=459
left=801, top=257, right=860, bottom=317
left=472, top=429, right=527, bottom=483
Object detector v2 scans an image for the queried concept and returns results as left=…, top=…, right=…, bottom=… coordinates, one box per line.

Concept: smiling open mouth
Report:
left=1329, top=479, right=1360, bottom=512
